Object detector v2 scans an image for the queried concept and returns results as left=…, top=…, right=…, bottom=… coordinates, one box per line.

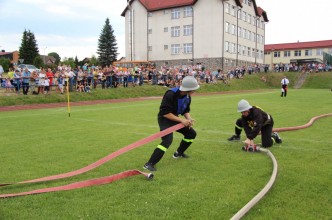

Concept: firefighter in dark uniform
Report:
left=143, top=76, right=200, bottom=171
left=236, top=99, right=282, bottom=147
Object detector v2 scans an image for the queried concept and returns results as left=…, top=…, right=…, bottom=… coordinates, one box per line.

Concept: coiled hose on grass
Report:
left=230, top=113, right=332, bottom=220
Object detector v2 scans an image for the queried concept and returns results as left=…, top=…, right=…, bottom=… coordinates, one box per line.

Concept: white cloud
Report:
left=0, top=0, right=127, bottom=61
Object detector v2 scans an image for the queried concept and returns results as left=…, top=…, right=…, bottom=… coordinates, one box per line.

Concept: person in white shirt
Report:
left=44, top=77, right=50, bottom=94
left=281, top=76, right=290, bottom=97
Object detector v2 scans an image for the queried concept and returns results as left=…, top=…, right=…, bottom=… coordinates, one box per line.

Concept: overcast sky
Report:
left=0, top=0, right=331, bottom=61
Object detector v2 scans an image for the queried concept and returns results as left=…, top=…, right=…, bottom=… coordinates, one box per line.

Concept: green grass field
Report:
left=0, top=88, right=331, bottom=219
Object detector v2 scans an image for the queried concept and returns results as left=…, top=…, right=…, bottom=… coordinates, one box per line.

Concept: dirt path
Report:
left=293, top=72, right=307, bottom=89
left=0, top=90, right=271, bottom=112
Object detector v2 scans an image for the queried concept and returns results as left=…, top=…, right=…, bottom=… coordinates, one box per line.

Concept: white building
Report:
left=121, top=0, right=268, bottom=70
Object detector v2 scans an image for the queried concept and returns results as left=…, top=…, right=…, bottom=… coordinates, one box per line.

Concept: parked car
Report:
left=17, top=64, right=41, bottom=73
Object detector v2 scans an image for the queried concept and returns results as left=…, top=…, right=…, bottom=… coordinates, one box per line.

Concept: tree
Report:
left=48, top=52, right=61, bottom=65
left=62, top=57, right=76, bottom=69
left=90, top=55, right=100, bottom=66
left=97, top=18, right=118, bottom=67
left=74, top=56, right=79, bottom=67
left=33, top=56, right=44, bottom=69
left=19, top=29, right=39, bottom=64
left=0, top=57, right=11, bottom=72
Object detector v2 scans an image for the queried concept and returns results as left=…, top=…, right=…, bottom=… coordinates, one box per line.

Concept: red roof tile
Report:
left=139, top=0, right=196, bottom=11
left=265, top=40, right=332, bottom=51
left=121, top=0, right=268, bottom=21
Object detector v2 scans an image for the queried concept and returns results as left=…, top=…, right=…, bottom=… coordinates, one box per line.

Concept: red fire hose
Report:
left=0, top=123, right=184, bottom=198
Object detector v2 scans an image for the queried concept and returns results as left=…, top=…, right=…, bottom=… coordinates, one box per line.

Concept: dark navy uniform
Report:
left=145, top=87, right=197, bottom=167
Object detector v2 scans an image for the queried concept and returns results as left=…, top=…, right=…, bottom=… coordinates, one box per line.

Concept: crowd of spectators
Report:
left=0, top=62, right=331, bottom=95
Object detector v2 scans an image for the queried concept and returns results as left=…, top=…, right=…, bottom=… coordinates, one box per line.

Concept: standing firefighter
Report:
left=143, top=76, right=200, bottom=171
left=237, top=99, right=282, bottom=148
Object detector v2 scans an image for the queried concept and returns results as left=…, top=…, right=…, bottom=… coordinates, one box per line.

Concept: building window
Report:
left=316, top=49, right=323, bottom=56
left=184, top=7, right=192, bottom=17
left=183, top=25, right=193, bottom=36
left=231, top=5, right=236, bottom=16
left=164, top=27, right=168, bottom=32
left=247, top=30, right=250, bottom=40
left=225, top=41, right=230, bottom=52
left=252, top=48, right=256, bottom=58
left=242, top=11, right=246, bottom=21
left=171, top=26, right=180, bottom=37
left=251, top=32, right=255, bottom=42
left=248, top=0, right=252, bottom=6
left=231, top=24, right=236, bottom=35
left=242, top=29, right=246, bottom=38
left=274, top=51, right=280, bottom=57
left=305, top=49, right=312, bottom=56
left=171, top=9, right=180, bottom=19
left=242, top=46, right=246, bottom=56
left=225, top=3, right=230, bottom=14
left=247, top=14, right=251, bottom=23
left=164, top=45, right=168, bottom=50
left=148, top=29, right=152, bottom=34
left=225, top=22, right=230, bottom=33
left=231, top=43, right=236, bottom=53
left=248, top=47, right=251, bottom=56
left=328, top=48, right=332, bottom=54
left=257, top=34, right=260, bottom=43
left=183, top=43, right=192, bottom=54
left=237, top=27, right=241, bottom=37
left=294, top=50, right=301, bottom=56
left=171, top=44, right=180, bottom=54
left=284, top=51, right=291, bottom=57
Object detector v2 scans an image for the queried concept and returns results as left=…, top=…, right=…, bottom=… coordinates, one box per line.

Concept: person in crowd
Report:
left=13, top=69, right=21, bottom=94
left=21, top=68, right=31, bottom=95
left=7, top=68, right=15, bottom=86
left=46, top=68, right=54, bottom=91
left=57, top=73, right=64, bottom=94
left=30, top=70, right=39, bottom=94
left=38, top=70, right=46, bottom=94
left=234, top=99, right=282, bottom=148
left=143, top=76, right=200, bottom=171
left=5, top=77, right=14, bottom=92
left=281, top=76, right=290, bottom=97
left=44, top=76, right=50, bottom=94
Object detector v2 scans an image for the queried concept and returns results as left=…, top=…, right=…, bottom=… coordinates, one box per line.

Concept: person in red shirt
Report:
left=46, top=68, right=54, bottom=91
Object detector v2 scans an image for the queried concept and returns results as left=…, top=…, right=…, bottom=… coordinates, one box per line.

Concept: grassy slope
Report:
left=2, top=71, right=331, bottom=107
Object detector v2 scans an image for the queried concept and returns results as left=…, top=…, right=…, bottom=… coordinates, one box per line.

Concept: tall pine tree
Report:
left=19, top=29, right=39, bottom=64
left=97, top=18, right=118, bottom=67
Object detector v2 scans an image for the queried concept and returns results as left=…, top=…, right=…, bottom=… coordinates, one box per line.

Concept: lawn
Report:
left=0, top=88, right=331, bottom=219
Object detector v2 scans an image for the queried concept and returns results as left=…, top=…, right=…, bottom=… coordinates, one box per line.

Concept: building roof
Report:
left=121, top=0, right=197, bottom=16
left=265, top=40, right=332, bottom=51
left=0, top=52, right=13, bottom=56
left=139, top=0, right=197, bottom=11
left=121, top=0, right=268, bottom=21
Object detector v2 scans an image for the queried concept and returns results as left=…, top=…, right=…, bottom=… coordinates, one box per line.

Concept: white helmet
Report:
left=180, top=76, right=200, bottom=91
left=237, top=99, right=252, bottom=112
